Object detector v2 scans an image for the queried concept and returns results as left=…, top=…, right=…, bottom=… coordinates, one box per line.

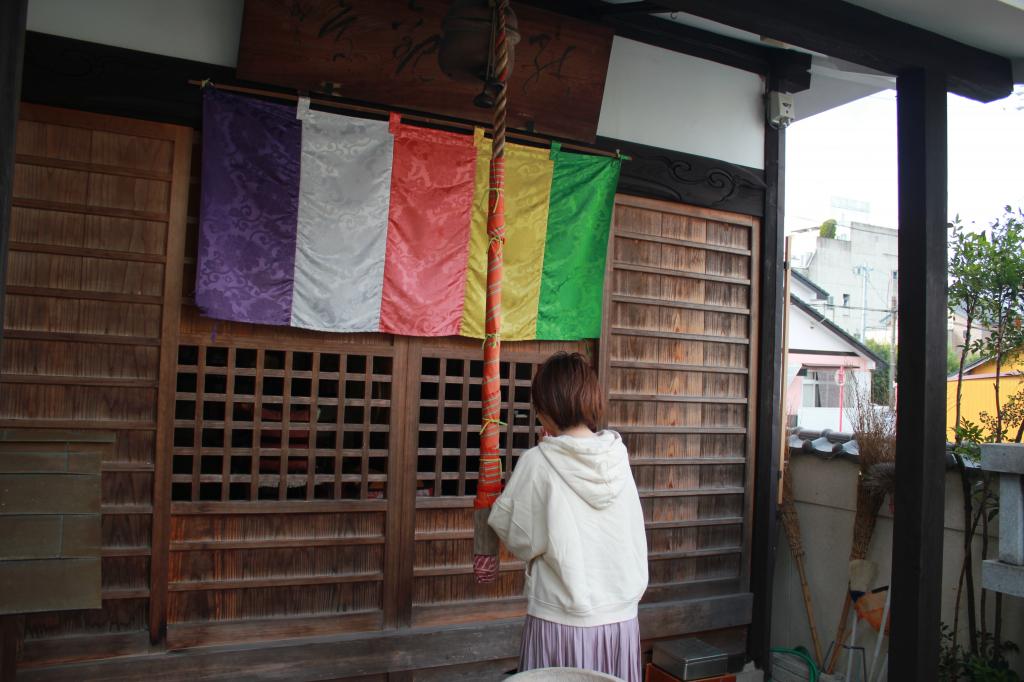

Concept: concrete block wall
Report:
left=771, top=453, right=1024, bottom=677
left=0, top=430, right=110, bottom=615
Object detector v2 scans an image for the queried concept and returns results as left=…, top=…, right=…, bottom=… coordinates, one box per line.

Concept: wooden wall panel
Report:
left=10, top=207, right=168, bottom=255
left=3, top=295, right=161, bottom=340
left=3, top=103, right=192, bottom=666
left=413, top=658, right=519, bottom=681
left=1, top=339, right=158, bottom=380
left=6, top=251, right=164, bottom=296
left=599, top=194, right=759, bottom=616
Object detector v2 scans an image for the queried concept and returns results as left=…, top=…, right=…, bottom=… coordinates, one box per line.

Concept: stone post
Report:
left=980, top=443, right=1024, bottom=598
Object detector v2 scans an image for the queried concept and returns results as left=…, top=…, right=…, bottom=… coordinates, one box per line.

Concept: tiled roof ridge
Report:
left=787, top=427, right=859, bottom=460
left=787, top=427, right=963, bottom=468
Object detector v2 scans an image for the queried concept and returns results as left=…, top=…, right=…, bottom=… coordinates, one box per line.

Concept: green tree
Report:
left=968, top=210, right=1024, bottom=647
left=947, top=346, right=960, bottom=376
left=949, top=218, right=992, bottom=438
left=947, top=207, right=1024, bottom=660
left=865, top=338, right=895, bottom=404
left=819, top=218, right=837, bottom=239
left=969, top=209, right=1024, bottom=442
left=949, top=346, right=981, bottom=377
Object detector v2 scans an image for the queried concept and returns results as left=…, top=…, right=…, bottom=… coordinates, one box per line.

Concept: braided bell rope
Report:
left=473, top=0, right=510, bottom=584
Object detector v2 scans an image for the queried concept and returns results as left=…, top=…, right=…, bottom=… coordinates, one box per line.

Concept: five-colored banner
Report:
left=197, top=88, right=620, bottom=340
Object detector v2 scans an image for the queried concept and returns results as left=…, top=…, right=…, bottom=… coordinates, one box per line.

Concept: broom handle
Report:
left=827, top=592, right=853, bottom=673
left=777, top=237, right=793, bottom=506
left=774, top=235, right=823, bottom=663
left=781, top=469, right=824, bottom=666
left=794, top=559, right=824, bottom=665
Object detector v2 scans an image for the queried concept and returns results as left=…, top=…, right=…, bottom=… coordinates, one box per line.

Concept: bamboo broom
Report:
left=825, top=387, right=896, bottom=672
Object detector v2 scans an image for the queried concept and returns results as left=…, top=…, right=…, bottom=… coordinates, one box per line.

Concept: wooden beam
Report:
left=383, top=336, right=418, bottom=629
left=747, top=74, right=786, bottom=672
left=608, top=13, right=811, bottom=91
left=644, top=0, right=1012, bottom=102
left=514, top=0, right=811, bottom=89
left=641, top=593, right=753, bottom=641
left=0, top=616, right=22, bottom=682
left=890, top=68, right=947, bottom=682
left=148, top=124, right=193, bottom=645
left=605, top=12, right=767, bottom=75
left=596, top=1, right=663, bottom=15
left=601, top=136, right=767, bottom=217
left=17, top=595, right=753, bottom=681
left=21, top=31, right=234, bottom=129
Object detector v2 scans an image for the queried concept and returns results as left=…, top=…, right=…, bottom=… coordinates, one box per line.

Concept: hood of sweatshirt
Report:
left=537, top=430, right=631, bottom=510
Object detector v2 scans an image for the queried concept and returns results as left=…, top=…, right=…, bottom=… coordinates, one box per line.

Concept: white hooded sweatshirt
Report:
left=487, top=430, right=648, bottom=627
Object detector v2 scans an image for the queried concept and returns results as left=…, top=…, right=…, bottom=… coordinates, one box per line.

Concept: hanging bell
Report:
left=438, top=0, right=520, bottom=107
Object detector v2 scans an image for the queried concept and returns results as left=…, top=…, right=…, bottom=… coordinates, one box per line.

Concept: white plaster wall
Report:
left=789, top=304, right=867, bottom=356
left=597, top=37, right=766, bottom=169
left=792, top=278, right=825, bottom=303
left=27, top=0, right=244, bottom=67
left=795, top=407, right=844, bottom=432
left=772, top=454, right=1024, bottom=677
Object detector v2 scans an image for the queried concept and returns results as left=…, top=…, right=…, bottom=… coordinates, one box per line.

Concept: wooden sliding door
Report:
left=600, top=194, right=759, bottom=609
left=2, top=104, right=191, bottom=665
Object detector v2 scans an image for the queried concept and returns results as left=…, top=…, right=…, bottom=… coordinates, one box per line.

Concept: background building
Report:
left=787, top=274, right=886, bottom=431
left=946, top=350, right=1024, bottom=438
left=794, top=222, right=898, bottom=343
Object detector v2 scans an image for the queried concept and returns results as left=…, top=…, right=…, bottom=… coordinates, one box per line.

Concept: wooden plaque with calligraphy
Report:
left=237, top=0, right=614, bottom=142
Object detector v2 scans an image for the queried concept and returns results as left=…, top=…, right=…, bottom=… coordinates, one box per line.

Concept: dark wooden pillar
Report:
left=890, top=68, right=947, bottom=682
left=0, top=0, right=27, bottom=349
left=0, top=2, right=27, bottom=680
left=748, top=106, right=785, bottom=670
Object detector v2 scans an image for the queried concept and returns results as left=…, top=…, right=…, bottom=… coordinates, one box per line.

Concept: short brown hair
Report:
left=531, top=352, right=605, bottom=432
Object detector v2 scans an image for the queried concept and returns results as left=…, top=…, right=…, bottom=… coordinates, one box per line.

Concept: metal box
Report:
left=652, top=638, right=728, bottom=680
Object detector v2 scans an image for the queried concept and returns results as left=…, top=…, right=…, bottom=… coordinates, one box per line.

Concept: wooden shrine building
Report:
left=0, top=1, right=1019, bottom=680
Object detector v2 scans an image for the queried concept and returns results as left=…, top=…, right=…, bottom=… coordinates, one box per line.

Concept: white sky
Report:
left=785, top=86, right=1024, bottom=246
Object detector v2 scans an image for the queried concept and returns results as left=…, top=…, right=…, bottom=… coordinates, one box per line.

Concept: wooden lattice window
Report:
left=172, top=344, right=393, bottom=501
left=416, top=354, right=543, bottom=497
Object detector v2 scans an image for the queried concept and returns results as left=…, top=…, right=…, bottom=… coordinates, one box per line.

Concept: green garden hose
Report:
left=770, top=646, right=820, bottom=682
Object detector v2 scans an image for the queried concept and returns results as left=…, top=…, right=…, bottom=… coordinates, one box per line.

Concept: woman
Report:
left=488, top=352, right=648, bottom=682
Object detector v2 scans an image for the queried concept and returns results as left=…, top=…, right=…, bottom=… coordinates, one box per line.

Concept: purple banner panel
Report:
left=196, top=88, right=301, bottom=326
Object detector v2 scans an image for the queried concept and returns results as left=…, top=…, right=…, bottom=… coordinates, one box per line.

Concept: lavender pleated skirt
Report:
left=518, top=615, right=642, bottom=682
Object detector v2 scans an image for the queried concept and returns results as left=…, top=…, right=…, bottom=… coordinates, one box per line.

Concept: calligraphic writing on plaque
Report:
left=237, top=0, right=614, bottom=142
